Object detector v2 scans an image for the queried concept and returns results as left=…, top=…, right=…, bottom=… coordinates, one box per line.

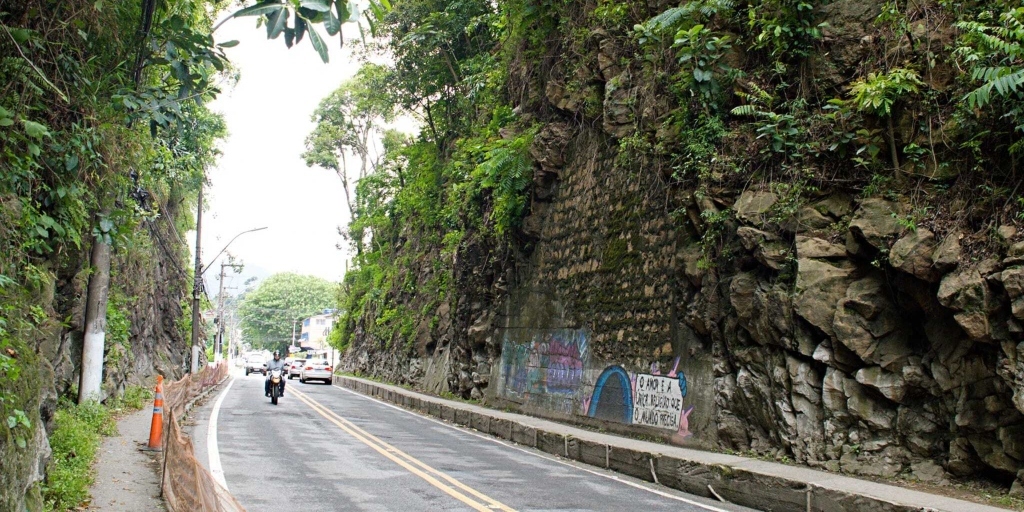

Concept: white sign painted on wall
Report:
left=632, top=373, right=684, bottom=430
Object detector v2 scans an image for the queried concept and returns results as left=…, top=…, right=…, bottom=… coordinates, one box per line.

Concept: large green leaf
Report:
left=295, top=17, right=307, bottom=45
left=335, top=1, right=351, bottom=25
left=232, top=1, right=284, bottom=18
left=300, top=0, right=331, bottom=12
left=307, top=25, right=329, bottom=63
left=22, top=120, right=50, bottom=139
left=324, top=10, right=341, bottom=36
left=266, top=7, right=288, bottom=39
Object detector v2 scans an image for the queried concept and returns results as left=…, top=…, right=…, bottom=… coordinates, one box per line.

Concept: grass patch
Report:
left=106, top=385, right=154, bottom=414
left=43, top=400, right=114, bottom=511
left=43, top=385, right=151, bottom=511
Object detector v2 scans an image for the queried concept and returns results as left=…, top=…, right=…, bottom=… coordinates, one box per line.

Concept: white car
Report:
left=244, top=355, right=266, bottom=376
left=285, top=358, right=306, bottom=380
left=299, top=359, right=333, bottom=384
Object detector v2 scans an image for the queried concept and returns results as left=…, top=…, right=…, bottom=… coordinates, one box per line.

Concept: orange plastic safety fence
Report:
left=159, top=362, right=245, bottom=512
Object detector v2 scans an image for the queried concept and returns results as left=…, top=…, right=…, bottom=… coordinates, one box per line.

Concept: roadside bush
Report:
left=43, top=400, right=114, bottom=511
left=107, top=385, right=154, bottom=413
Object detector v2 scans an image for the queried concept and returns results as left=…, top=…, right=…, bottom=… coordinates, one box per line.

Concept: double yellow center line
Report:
left=291, top=388, right=516, bottom=512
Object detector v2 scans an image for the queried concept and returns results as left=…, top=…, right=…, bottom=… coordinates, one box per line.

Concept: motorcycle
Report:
left=267, top=369, right=284, bottom=405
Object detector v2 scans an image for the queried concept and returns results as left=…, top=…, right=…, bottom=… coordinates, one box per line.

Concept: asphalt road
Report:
left=209, top=372, right=757, bottom=512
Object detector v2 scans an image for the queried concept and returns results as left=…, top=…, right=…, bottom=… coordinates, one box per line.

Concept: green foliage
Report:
left=326, top=0, right=536, bottom=355
left=847, top=68, right=924, bottom=117
left=668, top=112, right=726, bottom=185
left=105, top=385, right=153, bottom=413
left=731, top=85, right=803, bottom=156
left=304, top=63, right=396, bottom=176
left=675, top=24, right=735, bottom=104
left=956, top=7, right=1024, bottom=152
left=101, top=291, right=135, bottom=372
left=43, top=400, right=114, bottom=511
left=592, top=0, right=632, bottom=27
left=696, top=208, right=733, bottom=269
left=371, top=0, right=497, bottom=146
left=471, top=128, right=537, bottom=234
left=0, top=271, right=44, bottom=456
left=638, top=0, right=735, bottom=38
left=238, top=273, right=339, bottom=348
left=748, top=0, right=825, bottom=59
left=105, top=294, right=131, bottom=351
left=635, top=0, right=738, bottom=109
left=219, top=0, right=392, bottom=63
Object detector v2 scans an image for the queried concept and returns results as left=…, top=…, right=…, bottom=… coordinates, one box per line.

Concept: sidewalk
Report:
left=336, top=375, right=1015, bottom=512
left=86, top=407, right=167, bottom=511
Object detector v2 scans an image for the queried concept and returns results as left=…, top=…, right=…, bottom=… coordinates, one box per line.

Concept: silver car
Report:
left=299, top=359, right=333, bottom=384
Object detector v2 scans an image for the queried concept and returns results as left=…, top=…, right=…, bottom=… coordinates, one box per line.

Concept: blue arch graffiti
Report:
left=587, top=365, right=633, bottom=424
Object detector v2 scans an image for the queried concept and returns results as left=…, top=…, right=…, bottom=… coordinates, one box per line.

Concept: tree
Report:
left=237, top=273, right=338, bottom=349
left=303, top=64, right=395, bottom=223
left=369, top=0, right=496, bottom=151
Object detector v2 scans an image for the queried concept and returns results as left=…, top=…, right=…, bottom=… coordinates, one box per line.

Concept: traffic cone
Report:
left=142, top=375, right=164, bottom=452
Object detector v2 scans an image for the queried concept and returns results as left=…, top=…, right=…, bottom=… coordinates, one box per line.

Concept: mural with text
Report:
left=497, top=331, right=694, bottom=439
left=583, top=358, right=694, bottom=439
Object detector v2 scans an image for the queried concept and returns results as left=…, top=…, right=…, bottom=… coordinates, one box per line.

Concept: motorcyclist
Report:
left=264, top=350, right=286, bottom=397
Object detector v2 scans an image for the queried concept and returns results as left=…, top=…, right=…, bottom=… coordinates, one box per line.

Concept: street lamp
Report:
left=202, top=226, right=268, bottom=275
left=190, top=225, right=268, bottom=373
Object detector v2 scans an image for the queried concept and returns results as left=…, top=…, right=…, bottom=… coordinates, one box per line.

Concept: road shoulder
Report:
left=86, top=407, right=167, bottom=511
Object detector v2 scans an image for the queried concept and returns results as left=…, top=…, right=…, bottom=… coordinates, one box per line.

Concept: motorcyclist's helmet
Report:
left=272, top=350, right=280, bottom=358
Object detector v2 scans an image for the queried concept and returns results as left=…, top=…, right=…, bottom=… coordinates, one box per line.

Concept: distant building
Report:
left=299, top=311, right=335, bottom=351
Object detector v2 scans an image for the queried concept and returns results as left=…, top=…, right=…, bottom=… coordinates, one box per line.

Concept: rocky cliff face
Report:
left=0, top=211, right=190, bottom=511
left=341, top=0, right=1024, bottom=496
left=472, top=129, right=1024, bottom=491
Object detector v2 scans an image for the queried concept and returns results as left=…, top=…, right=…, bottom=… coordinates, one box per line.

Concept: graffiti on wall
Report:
left=497, top=331, right=696, bottom=439
left=584, top=358, right=694, bottom=439
left=498, top=329, right=589, bottom=414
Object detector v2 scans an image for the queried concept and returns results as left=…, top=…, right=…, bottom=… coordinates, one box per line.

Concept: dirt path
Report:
left=86, top=407, right=167, bottom=511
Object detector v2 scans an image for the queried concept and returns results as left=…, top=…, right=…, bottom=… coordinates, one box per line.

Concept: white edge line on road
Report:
left=332, top=382, right=736, bottom=512
left=208, top=376, right=236, bottom=491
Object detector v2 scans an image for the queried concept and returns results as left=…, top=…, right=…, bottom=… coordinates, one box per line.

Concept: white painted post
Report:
left=79, top=230, right=111, bottom=403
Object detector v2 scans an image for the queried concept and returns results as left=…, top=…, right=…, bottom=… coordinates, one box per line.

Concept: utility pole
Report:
left=214, top=262, right=227, bottom=363
left=214, top=260, right=242, bottom=362
left=190, top=185, right=203, bottom=373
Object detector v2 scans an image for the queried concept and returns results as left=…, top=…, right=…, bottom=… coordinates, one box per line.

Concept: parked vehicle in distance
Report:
left=286, top=358, right=306, bottom=380
left=299, top=359, right=332, bottom=384
left=244, top=354, right=266, bottom=376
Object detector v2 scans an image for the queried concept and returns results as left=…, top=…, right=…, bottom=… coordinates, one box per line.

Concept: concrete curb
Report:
left=178, top=375, right=229, bottom=423
left=335, top=376, right=1012, bottom=512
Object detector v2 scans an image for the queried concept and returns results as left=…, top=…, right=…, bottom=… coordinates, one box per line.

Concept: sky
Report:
left=191, top=14, right=366, bottom=294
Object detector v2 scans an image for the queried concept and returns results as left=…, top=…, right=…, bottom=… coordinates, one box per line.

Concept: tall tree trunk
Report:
left=79, top=215, right=112, bottom=404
